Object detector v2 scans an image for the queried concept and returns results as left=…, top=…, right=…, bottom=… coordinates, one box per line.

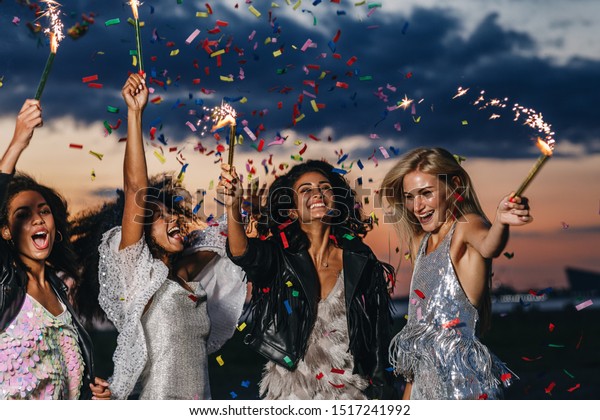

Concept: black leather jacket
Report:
left=227, top=236, right=396, bottom=399
left=0, top=172, right=94, bottom=399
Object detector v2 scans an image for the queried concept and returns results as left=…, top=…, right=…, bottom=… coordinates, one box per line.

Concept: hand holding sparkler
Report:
left=34, top=1, right=64, bottom=100
left=497, top=194, right=533, bottom=227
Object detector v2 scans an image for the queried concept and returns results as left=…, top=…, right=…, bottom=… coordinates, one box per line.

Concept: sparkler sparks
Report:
left=398, top=94, right=414, bottom=110
left=452, top=86, right=470, bottom=99
left=34, top=1, right=64, bottom=100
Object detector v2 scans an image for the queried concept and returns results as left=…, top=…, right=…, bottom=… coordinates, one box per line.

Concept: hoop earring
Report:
left=55, top=230, right=63, bottom=243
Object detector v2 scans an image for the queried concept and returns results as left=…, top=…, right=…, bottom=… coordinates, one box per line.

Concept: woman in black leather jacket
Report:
left=0, top=99, right=109, bottom=399
left=220, top=160, right=396, bottom=399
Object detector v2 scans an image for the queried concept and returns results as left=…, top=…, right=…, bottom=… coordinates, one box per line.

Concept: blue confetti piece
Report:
left=357, top=177, right=363, bottom=186
left=337, top=10, right=346, bottom=15
left=157, top=134, right=167, bottom=146
left=174, top=196, right=184, bottom=202
left=171, top=99, right=181, bottom=110
left=357, top=159, right=364, bottom=170
left=401, top=21, right=410, bottom=35
left=389, top=146, right=400, bottom=155
left=149, top=5, right=155, bottom=14
left=230, top=391, right=238, bottom=399
left=385, top=367, right=394, bottom=372
left=192, top=202, right=202, bottom=214
left=284, top=299, right=292, bottom=314
left=206, top=214, right=214, bottom=223
left=241, top=380, right=250, bottom=388
left=150, top=117, right=162, bottom=127
left=312, top=0, right=322, bottom=5
left=336, top=154, right=348, bottom=164
left=151, top=67, right=157, bottom=78
left=332, top=168, right=347, bottom=175
left=328, top=40, right=336, bottom=52
left=195, top=98, right=204, bottom=106
left=224, top=96, right=244, bottom=103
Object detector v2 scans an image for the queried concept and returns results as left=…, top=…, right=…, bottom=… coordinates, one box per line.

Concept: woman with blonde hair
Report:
left=380, top=147, right=532, bottom=399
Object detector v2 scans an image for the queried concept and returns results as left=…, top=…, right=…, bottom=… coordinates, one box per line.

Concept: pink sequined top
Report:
left=0, top=294, right=85, bottom=399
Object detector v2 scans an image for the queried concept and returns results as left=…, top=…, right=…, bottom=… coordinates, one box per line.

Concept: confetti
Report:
left=89, top=151, right=104, bottom=160
left=237, top=322, right=247, bottom=331
left=69, top=144, right=83, bottom=149
left=414, top=289, right=425, bottom=299
left=503, top=252, right=514, bottom=259
left=216, top=355, right=225, bottom=366
left=104, top=18, right=120, bottom=26
left=248, top=5, right=261, bottom=17
left=575, top=299, right=593, bottom=311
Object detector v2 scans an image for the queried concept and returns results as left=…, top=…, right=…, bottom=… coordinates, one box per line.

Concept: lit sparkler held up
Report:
left=34, top=1, right=64, bottom=100
left=129, top=1, right=144, bottom=74
left=513, top=137, right=554, bottom=198
left=211, top=102, right=238, bottom=170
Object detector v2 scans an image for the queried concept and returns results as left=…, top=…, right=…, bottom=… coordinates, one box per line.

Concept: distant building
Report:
left=566, top=267, right=600, bottom=295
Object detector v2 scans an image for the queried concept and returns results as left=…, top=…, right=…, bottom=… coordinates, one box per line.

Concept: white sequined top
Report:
left=98, top=215, right=246, bottom=399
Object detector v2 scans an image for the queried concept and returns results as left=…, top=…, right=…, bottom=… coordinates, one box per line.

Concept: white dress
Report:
left=98, top=215, right=246, bottom=399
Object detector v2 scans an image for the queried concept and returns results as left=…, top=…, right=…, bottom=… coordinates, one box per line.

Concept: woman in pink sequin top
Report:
left=0, top=99, right=111, bottom=400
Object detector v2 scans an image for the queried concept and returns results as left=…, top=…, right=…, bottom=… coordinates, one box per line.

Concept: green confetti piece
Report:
left=177, top=0, right=183, bottom=3
left=548, top=344, right=565, bottom=348
left=359, top=75, right=373, bottom=81
left=129, top=49, right=138, bottom=56
left=127, top=17, right=135, bottom=26
left=563, top=369, right=575, bottom=379
left=283, top=356, right=293, bottom=367
left=107, top=106, right=120, bottom=113
left=368, top=2, right=382, bottom=9
left=104, top=18, right=121, bottom=27
left=103, top=121, right=112, bottom=134
left=343, top=234, right=355, bottom=240
left=276, top=68, right=287, bottom=75
left=292, top=290, right=299, bottom=297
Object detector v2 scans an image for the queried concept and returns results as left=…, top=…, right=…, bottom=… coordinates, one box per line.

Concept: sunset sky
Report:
left=1, top=0, right=598, bottom=296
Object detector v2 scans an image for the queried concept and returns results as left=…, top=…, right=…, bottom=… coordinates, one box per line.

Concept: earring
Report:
left=55, top=230, right=63, bottom=243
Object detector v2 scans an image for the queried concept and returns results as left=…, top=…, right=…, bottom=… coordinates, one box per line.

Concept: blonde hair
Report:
left=380, top=147, right=492, bottom=334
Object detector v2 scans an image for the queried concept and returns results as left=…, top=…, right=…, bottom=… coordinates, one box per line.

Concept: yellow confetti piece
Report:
left=318, top=71, right=327, bottom=80
left=210, top=49, right=226, bottom=57
left=355, top=0, right=367, bottom=5
left=91, top=170, right=96, bottom=181
left=170, top=49, right=180, bottom=56
left=220, top=75, right=234, bottom=82
left=216, top=355, right=225, bottom=366
left=294, top=140, right=303, bottom=145
left=413, top=116, right=421, bottom=123
left=310, top=99, right=319, bottom=112
left=132, top=55, right=137, bottom=67
left=240, top=97, right=248, bottom=103
left=271, top=2, right=280, bottom=7
left=196, top=11, right=208, bottom=17
left=264, top=37, right=272, bottom=45
left=237, top=322, right=247, bottom=331
left=294, top=113, right=305, bottom=123
left=153, top=150, right=166, bottom=164
left=248, top=5, right=261, bottom=17
left=461, top=120, right=468, bottom=125
left=286, top=281, right=293, bottom=287
left=209, top=180, right=214, bottom=190
left=273, top=49, right=282, bottom=57
left=89, top=151, right=104, bottom=160
left=293, top=0, right=302, bottom=10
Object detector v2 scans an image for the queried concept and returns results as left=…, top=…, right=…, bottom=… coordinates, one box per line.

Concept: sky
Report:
left=0, top=0, right=599, bottom=296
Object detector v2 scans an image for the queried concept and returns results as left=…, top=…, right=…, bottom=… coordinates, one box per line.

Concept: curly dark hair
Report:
left=71, top=174, right=193, bottom=322
left=0, top=173, right=81, bottom=286
left=256, top=160, right=372, bottom=252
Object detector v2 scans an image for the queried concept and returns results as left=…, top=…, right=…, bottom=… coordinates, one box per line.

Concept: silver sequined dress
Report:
left=389, top=223, right=513, bottom=399
left=98, top=215, right=246, bottom=400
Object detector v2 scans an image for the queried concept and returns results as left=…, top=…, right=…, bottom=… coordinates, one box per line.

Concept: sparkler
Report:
left=34, top=1, right=64, bottom=100
left=513, top=137, right=554, bottom=198
left=211, top=102, right=238, bottom=170
left=129, top=1, right=144, bottom=73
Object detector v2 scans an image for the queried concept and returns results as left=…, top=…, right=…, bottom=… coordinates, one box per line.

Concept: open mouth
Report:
left=309, top=202, right=326, bottom=210
left=167, top=226, right=183, bottom=241
left=31, top=231, right=50, bottom=250
left=417, top=210, right=434, bottom=225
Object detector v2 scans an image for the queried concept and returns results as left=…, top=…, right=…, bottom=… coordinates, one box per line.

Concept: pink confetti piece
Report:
left=185, top=29, right=201, bottom=45
left=575, top=299, right=593, bottom=311
left=379, top=146, right=390, bottom=158
left=369, top=133, right=380, bottom=139
left=394, top=122, right=402, bottom=131
left=248, top=30, right=256, bottom=41
left=12, top=16, right=20, bottom=25
left=186, top=121, right=197, bottom=132
left=300, top=38, right=313, bottom=52
left=243, top=126, right=257, bottom=141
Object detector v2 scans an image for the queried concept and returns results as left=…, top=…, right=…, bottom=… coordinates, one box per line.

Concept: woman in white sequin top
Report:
left=97, top=74, right=245, bottom=399
left=381, top=148, right=533, bottom=399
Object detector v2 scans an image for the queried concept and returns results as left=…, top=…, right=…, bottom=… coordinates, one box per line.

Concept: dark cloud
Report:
left=1, top=1, right=598, bottom=159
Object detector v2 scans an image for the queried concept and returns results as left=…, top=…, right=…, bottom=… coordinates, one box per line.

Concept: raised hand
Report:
left=121, top=72, right=148, bottom=112
left=218, top=163, right=243, bottom=208
left=12, top=99, right=43, bottom=150
left=497, top=194, right=533, bottom=226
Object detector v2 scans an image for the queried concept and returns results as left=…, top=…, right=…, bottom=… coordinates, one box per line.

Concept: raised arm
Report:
left=463, top=194, right=532, bottom=259
left=119, top=73, right=149, bottom=250
left=0, top=99, right=43, bottom=174
left=219, top=163, right=247, bottom=256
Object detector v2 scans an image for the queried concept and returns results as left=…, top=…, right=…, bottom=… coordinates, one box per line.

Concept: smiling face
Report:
left=2, top=190, right=56, bottom=266
left=402, top=170, right=454, bottom=233
left=292, top=171, right=335, bottom=224
left=148, top=201, right=185, bottom=254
